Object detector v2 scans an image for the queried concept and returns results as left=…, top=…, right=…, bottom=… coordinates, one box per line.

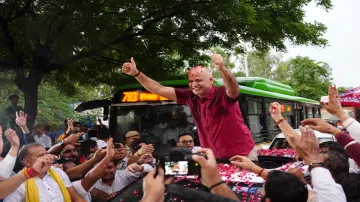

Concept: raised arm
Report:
left=270, top=102, right=300, bottom=148
left=211, top=52, right=239, bottom=99
left=122, top=57, right=177, bottom=101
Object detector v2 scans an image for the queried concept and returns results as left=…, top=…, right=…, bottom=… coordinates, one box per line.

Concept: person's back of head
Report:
left=336, top=172, right=360, bottom=202
left=324, top=150, right=349, bottom=178
left=320, top=141, right=349, bottom=160
left=97, top=127, right=110, bottom=140
left=265, top=170, right=308, bottom=202
left=80, top=139, right=98, bottom=157
left=88, top=129, right=98, bottom=139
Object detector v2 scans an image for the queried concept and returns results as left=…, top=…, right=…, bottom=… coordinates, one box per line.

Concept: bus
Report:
left=76, top=77, right=320, bottom=144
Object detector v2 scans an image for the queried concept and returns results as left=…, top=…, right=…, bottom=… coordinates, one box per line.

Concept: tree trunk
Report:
left=23, top=83, right=39, bottom=129
left=14, top=67, right=44, bottom=130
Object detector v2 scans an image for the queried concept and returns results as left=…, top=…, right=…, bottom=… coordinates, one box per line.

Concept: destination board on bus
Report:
left=121, top=90, right=169, bottom=102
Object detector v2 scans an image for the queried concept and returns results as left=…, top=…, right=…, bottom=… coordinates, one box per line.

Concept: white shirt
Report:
left=343, top=117, right=360, bottom=142
left=311, top=167, right=346, bottom=202
left=34, top=134, right=52, bottom=148
left=4, top=167, right=72, bottom=202
left=94, top=164, right=153, bottom=194
left=0, top=154, right=17, bottom=180
left=349, top=158, right=360, bottom=173
left=72, top=180, right=92, bottom=202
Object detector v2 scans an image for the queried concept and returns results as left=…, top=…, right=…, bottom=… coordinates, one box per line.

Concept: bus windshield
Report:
left=114, top=104, right=197, bottom=145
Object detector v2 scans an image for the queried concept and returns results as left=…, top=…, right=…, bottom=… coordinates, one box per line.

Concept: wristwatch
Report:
left=59, top=140, right=65, bottom=147
left=308, top=162, right=325, bottom=171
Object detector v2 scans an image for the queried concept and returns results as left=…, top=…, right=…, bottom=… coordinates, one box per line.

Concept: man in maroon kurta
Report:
left=122, top=52, right=256, bottom=159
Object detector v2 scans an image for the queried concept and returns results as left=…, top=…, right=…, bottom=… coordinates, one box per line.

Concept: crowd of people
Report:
left=0, top=51, right=359, bottom=202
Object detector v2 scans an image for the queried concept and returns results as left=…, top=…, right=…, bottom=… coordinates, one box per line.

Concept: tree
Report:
left=247, top=51, right=283, bottom=79
left=0, top=0, right=332, bottom=126
left=275, top=56, right=332, bottom=100
left=207, top=47, right=244, bottom=78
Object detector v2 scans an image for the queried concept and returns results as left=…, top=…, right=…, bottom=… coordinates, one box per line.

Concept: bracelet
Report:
left=344, top=119, right=355, bottom=129
left=276, top=118, right=285, bottom=125
left=258, top=168, right=265, bottom=176
left=23, top=169, right=32, bottom=179
left=308, top=162, right=325, bottom=171
left=134, top=71, right=141, bottom=77
left=27, top=167, right=39, bottom=177
left=208, top=181, right=226, bottom=191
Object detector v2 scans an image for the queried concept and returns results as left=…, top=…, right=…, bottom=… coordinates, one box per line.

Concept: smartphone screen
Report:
left=164, top=161, right=189, bottom=175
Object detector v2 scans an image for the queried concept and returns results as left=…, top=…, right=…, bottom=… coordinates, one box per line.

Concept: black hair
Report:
left=319, top=141, right=349, bottom=160
left=177, top=131, right=194, bottom=142
left=80, top=139, right=98, bottom=157
left=97, top=127, right=111, bottom=140
left=265, top=170, right=308, bottom=202
left=324, top=150, right=349, bottom=178
left=73, top=122, right=81, bottom=126
left=18, top=143, right=43, bottom=165
left=336, top=172, right=360, bottom=202
left=87, top=129, right=98, bottom=139
left=131, top=138, right=147, bottom=154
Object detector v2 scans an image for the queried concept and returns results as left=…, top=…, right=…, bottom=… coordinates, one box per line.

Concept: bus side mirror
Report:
left=103, top=106, right=109, bottom=121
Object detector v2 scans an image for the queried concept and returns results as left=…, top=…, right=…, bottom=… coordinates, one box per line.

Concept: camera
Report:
left=159, top=149, right=205, bottom=176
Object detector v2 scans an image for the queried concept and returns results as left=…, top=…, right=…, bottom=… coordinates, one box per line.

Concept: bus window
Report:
left=247, top=100, right=264, bottom=143
left=307, top=107, right=313, bottom=118
left=314, top=108, right=321, bottom=118
left=115, top=105, right=197, bottom=146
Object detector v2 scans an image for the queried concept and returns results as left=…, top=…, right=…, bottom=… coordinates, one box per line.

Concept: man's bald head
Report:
left=187, top=66, right=213, bottom=78
left=187, top=66, right=214, bottom=96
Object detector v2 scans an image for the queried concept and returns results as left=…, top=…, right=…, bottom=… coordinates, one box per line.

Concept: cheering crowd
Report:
left=0, top=52, right=358, bottom=202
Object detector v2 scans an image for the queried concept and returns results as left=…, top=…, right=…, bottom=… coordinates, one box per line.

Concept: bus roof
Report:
left=114, top=77, right=319, bottom=105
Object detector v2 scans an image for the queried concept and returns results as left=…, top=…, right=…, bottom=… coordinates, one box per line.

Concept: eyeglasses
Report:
left=180, top=140, right=194, bottom=144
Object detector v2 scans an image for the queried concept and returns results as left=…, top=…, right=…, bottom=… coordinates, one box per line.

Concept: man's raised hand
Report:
left=16, top=111, right=28, bottom=127
left=122, top=57, right=139, bottom=76
left=210, top=51, right=225, bottom=70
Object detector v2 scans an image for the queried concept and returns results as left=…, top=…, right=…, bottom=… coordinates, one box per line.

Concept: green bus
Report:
left=76, top=77, right=320, bottom=144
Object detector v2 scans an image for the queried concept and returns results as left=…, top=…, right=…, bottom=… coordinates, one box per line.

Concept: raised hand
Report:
left=192, top=148, right=222, bottom=188
left=122, top=57, right=138, bottom=76
left=15, top=111, right=27, bottom=127
left=269, top=102, right=283, bottom=121
left=321, top=85, right=345, bottom=118
left=5, top=129, right=20, bottom=147
left=210, top=51, right=225, bottom=70
left=64, top=132, right=83, bottom=145
left=106, top=138, right=115, bottom=159
left=295, top=126, right=320, bottom=165
left=138, top=144, right=154, bottom=155
left=93, top=148, right=107, bottom=160
left=301, top=118, right=341, bottom=135
left=32, top=154, right=58, bottom=175
left=141, top=168, right=170, bottom=202
left=67, top=118, right=75, bottom=131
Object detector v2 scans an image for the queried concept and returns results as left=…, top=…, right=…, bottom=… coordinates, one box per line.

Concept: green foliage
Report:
left=274, top=56, right=332, bottom=100
left=245, top=51, right=333, bottom=101
left=247, top=51, right=283, bottom=79
left=0, top=0, right=332, bottom=123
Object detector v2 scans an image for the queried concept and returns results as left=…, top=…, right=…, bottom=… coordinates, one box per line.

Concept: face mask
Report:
left=73, top=127, right=80, bottom=132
